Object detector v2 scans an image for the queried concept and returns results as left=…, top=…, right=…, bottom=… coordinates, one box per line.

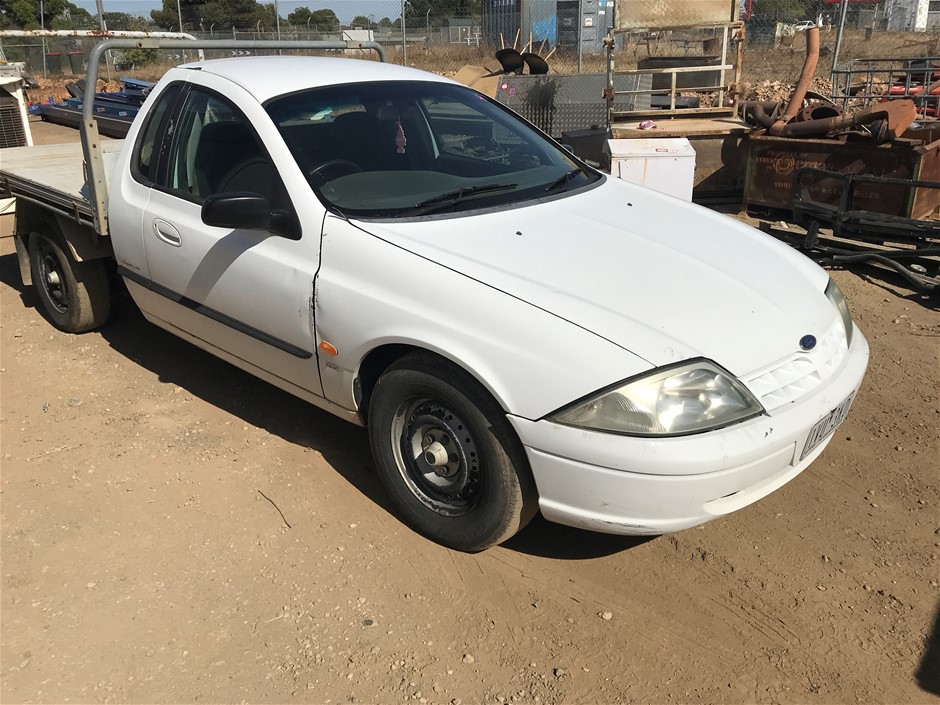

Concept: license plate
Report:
left=800, top=390, right=857, bottom=461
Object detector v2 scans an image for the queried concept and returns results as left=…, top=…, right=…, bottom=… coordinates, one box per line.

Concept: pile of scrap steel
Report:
left=738, top=27, right=939, bottom=293
left=739, top=28, right=920, bottom=142
left=33, top=76, right=153, bottom=138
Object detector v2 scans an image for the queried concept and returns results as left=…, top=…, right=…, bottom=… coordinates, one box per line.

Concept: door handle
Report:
left=152, top=219, right=182, bottom=247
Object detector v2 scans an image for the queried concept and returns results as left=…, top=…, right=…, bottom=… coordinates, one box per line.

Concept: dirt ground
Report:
left=1, top=119, right=939, bottom=704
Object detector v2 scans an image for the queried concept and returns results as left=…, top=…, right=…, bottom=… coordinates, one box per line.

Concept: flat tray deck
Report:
left=610, top=116, right=751, bottom=138
left=0, top=140, right=122, bottom=228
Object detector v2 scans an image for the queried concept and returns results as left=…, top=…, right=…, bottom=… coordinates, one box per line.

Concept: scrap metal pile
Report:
left=33, top=76, right=153, bottom=138
left=737, top=28, right=939, bottom=293
left=740, top=29, right=920, bottom=143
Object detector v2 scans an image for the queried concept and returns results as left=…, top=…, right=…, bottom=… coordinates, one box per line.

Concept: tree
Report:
left=51, top=6, right=96, bottom=30
left=287, top=7, right=339, bottom=31
left=350, top=15, right=374, bottom=28
left=102, top=12, right=153, bottom=31
left=404, top=0, right=481, bottom=24
left=0, top=0, right=85, bottom=29
left=151, top=0, right=273, bottom=32
left=122, top=46, right=159, bottom=66
left=151, top=0, right=193, bottom=30
left=287, top=7, right=311, bottom=25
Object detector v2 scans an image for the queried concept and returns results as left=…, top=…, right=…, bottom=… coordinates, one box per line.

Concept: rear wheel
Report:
left=368, top=354, right=538, bottom=552
left=27, top=225, right=110, bottom=333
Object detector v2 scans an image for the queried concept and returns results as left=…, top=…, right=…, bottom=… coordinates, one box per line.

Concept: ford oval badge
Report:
left=800, top=334, right=817, bottom=351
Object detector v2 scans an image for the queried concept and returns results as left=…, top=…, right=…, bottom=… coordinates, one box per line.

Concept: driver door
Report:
left=139, top=83, right=323, bottom=397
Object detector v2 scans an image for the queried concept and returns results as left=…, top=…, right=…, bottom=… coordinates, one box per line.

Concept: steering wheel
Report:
left=308, top=159, right=362, bottom=187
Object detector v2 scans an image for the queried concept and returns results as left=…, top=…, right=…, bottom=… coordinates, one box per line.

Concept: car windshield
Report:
left=265, top=80, right=600, bottom=218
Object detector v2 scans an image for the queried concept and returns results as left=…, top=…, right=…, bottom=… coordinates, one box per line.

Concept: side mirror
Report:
left=201, top=193, right=301, bottom=240
left=202, top=192, right=271, bottom=229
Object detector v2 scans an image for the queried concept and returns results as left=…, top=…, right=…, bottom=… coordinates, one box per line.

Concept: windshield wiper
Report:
left=405, top=183, right=518, bottom=215
left=544, top=166, right=591, bottom=194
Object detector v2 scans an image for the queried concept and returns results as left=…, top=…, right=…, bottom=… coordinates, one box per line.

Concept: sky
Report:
left=72, top=0, right=164, bottom=17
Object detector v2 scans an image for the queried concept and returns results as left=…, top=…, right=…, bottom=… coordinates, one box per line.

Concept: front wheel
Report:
left=368, top=354, right=537, bottom=552
left=27, top=225, right=110, bottom=333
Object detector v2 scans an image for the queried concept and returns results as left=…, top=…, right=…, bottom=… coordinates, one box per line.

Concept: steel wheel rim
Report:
left=389, top=397, right=482, bottom=516
left=37, top=241, right=69, bottom=314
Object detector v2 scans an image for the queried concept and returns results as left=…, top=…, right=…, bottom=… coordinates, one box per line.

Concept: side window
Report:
left=133, top=83, right=182, bottom=185
left=163, top=88, right=287, bottom=207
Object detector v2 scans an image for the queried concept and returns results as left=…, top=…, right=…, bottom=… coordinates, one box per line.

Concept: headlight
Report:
left=550, top=360, right=764, bottom=436
left=825, top=278, right=853, bottom=347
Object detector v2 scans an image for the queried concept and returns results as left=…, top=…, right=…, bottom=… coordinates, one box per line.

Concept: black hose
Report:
left=827, top=253, right=936, bottom=291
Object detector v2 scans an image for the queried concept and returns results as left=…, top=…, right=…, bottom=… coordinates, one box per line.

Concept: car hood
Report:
left=353, top=177, right=835, bottom=377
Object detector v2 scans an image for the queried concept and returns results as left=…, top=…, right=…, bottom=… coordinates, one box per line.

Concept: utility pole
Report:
left=274, top=0, right=281, bottom=40
left=95, top=0, right=112, bottom=82
left=40, top=0, right=47, bottom=79
left=176, top=0, right=184, bottom=62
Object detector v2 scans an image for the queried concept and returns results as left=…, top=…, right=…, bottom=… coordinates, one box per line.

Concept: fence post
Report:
left=401, top=0, right=407, bottom=65
left=830, top=0, right=849, bottom=82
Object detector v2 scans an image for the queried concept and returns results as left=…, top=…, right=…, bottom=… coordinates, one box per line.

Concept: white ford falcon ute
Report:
left=104, top=57, right=869, bottom=551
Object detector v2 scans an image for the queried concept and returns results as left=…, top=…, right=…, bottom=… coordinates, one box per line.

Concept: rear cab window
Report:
left=132, top=83, right=182, bottom=185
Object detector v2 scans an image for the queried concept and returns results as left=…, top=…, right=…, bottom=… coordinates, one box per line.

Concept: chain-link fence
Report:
left=1, top=0, right=937, bottom=103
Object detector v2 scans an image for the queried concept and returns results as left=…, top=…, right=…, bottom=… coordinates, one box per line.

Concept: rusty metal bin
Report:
left=744, top=126, right=940, bottom=220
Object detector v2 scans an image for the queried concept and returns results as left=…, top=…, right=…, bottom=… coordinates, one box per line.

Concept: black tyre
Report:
left=368, top=353, right=538, bottom=552
left=27, top=225, right=110, bottom=333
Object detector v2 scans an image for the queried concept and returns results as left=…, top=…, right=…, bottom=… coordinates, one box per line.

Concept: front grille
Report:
left=745, top=324, right=848, bottom=411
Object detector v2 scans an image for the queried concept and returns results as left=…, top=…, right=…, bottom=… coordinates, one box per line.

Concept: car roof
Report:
left=181, top=55, right=454, bottom=104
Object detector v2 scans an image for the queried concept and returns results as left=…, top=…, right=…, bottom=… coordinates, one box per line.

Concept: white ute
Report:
left=1, top=53, right=868, bottom=551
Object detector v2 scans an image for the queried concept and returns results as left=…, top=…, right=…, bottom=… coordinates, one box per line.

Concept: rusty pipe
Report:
left=769, top=27, right=820, bottom=135
left=0, top=28, right=199, bottom=39
left=759, top=99, right=916, bottom=138
left=741, top=101, right=783, bottom=128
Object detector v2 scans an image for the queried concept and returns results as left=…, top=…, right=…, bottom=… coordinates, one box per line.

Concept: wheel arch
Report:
left=52, top=214, right=113, bottom=263
left=354, top=343, right=512, bottom=426
left=11, top=200, right=51, bottom=286
left=12, top=206, right=113, bottom=286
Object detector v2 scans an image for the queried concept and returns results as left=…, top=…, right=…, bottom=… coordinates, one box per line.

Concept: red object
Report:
left=878, top=67, right=940, bottom=118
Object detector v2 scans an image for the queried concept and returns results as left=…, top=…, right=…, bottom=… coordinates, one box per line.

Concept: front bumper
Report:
left=508, top=329, right=869, bottom=535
